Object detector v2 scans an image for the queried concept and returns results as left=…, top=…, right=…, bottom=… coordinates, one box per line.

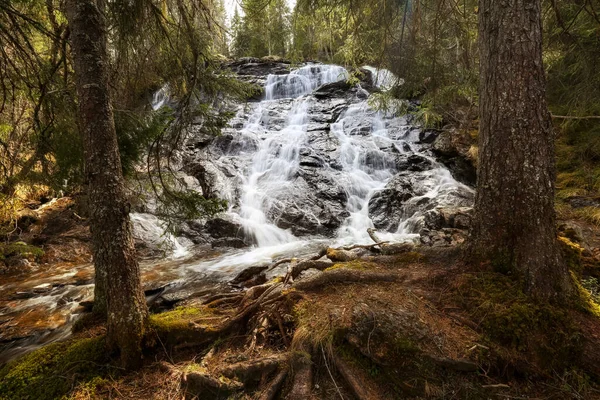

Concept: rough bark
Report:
left=472, top=0, right=571, bottom=298
left=65, top=0, right=149, bottom=368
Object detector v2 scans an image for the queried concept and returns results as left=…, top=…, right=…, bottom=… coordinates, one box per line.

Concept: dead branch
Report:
left=342, top=241, right=389, bottom=251
left=367, top=228, right=381, bottom=244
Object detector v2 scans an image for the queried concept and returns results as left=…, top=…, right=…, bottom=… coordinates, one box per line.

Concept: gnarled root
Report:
left=220, top=354, right=288, bottom=384
left=182, top=370, right=243, bottom=400
left=287, top=329, right=314, bottom=400
left=332, top=353, right=382, bottom=400
left=256, top=367, right=289, bottom=400
left=291, top=260, right=334, bottom=279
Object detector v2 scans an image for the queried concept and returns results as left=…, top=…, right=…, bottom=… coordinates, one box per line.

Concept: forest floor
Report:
left=2, top=199, right=600, bottom=399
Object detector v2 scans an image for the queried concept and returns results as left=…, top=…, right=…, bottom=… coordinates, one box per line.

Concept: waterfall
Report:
left=205, top=62, right=472, bottom=252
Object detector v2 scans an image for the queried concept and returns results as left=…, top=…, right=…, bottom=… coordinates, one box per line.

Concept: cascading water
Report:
left=191, top=62, right=473, bottom=267
left=0, top=62, right=474, bottom=364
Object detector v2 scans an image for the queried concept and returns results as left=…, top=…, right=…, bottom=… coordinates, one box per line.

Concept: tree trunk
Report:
left=65, top=0, right=149, bottom=368
left=471, top=0, right=571, bottom=299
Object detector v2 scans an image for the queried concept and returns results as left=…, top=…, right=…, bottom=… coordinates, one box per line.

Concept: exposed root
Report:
left=332, top=353, right=382, bottom=400
left=288, top=330, right=314, bottom=400
left=256, top=367, right=289, bottom=400
left=219, top=354, right=287, bottom=384
left=293, top=268, right=400, bottom=292
left=202, top=292, right=243, bottom=305
left=291, top=260, right=334, bottom=279
left=232, top=266, right=269, bottom=285
left=182, top=370, right=243, bottom=400
left=326, top=247, right=359, bottom=262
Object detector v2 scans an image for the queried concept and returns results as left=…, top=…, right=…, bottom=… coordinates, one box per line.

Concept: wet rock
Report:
left=432, top=130, right=477, bottom=186
left=313, top=80, right=353, bottom=99
left=211, top=238, right=248, bottom=249
left=395, top=154, right=433, bottom=172
left=205, top=216, right=245, bottom=239
left=368, top=173, right=416, bottom=231
left=418, top=130, right=440, bottom=144
left=422, top=207, right=473, bottom=231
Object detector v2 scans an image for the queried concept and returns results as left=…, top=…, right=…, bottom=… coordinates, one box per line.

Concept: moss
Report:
left=571, top=271, right=600, bottom=317
left=560, top=236, right=585, bottom=275
left=457, top=272, right=583, bottom=371
left=0, top=242, right=44, bottom=261
left=149, top=306, right=218, bottom=334
left=68, top=376, right=110, bottom=399
left=326, top=260, right=376, bottom=271
left=0, top=337, right=110, bottom=400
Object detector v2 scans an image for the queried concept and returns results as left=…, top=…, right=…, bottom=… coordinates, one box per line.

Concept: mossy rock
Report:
left=0, top=337, right=109, bottom=400
left=0, top=242, right=44, bottom=262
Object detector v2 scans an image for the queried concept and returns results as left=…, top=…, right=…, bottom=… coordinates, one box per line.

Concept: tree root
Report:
left=293, top=268, right=399, bottom=292
left=287, top=330, right=314, bottom=400
left=332, top=353, right=381, bottom=400
left=256, top=367, right=289, bottom=400
left=182, top=370, right=243, bottom=400
left=219, top=354, right=287, bottom=384
left=291, top=260, right=334, bottom=279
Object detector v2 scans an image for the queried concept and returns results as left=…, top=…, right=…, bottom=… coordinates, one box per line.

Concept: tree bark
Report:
left=471, top=0, right=571, bottom=299
left=65, top=0, right=148, bottom=368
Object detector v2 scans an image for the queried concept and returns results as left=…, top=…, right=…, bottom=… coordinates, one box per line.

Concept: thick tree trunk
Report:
left=472, top=0, right=571, bottom=299
left=65, top=0, right=148, bottom=368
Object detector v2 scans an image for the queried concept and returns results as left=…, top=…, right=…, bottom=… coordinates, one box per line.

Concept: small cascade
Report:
left=234, top=64, right=350, bottom=246
left=152, top=85, right=169, bottom=110
left=265, top=64, right=348, bottom=100
left=332, top=103, right=399, bottom=243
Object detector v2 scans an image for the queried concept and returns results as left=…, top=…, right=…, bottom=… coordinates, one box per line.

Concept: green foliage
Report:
left=0, top=337, right=110, bottom=400
left=231, top=0, right=291, bottom=58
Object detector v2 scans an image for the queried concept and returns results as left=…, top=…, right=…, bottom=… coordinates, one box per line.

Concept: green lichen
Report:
left=0, top=337, right=110, bottom=400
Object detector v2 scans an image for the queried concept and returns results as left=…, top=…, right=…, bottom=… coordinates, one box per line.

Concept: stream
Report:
left=0, top=62, right=473, bottom=364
